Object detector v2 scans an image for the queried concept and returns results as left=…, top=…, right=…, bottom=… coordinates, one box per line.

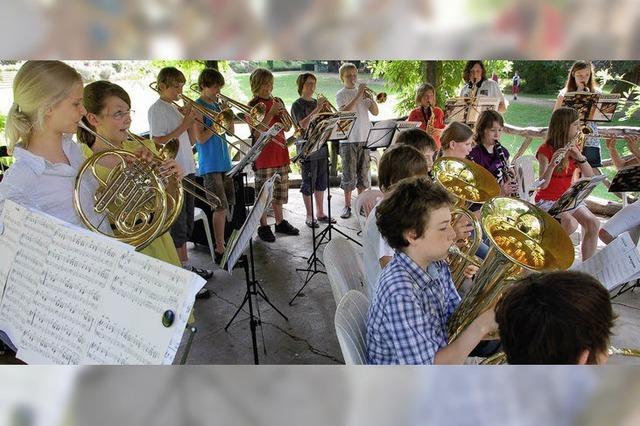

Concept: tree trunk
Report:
left=421, top=61, right=439, bottom=85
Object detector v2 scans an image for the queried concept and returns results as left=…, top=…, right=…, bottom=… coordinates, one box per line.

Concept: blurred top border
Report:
left=1, top=0, right=639, bottom=60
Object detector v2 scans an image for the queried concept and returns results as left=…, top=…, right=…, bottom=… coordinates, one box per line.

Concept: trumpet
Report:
left=364, top=87, right=387, bottom=103
left=316, top=93, right=339, bottom=114
left=149, top=82, right=252, bottom=155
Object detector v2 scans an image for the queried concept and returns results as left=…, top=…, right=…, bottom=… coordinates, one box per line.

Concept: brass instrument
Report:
left=215, top=92, right=267, bottom=130
left=317, top=93, right=339, bottom=114
left=424, top=105, right=436, bottom=137
left=273, top=96, right=304, bottom=145
left=364, top=87, right=387, bottom=103
left=448, top=196, right=575, bottom=343
left=480, top=347, right=640, bottom=365
left=75, top=121, right=183, bottom=250
left=431, top=157, right=501, bottom=289
left=150, top=82, right=252, bottom=155
left=124, top=130, right=222, bottom=213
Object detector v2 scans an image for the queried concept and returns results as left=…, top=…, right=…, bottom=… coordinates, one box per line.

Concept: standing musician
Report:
left=0, top=61, right=108, bottom=234
left=459, top=61, right=507, bottom=113
left=248, top=68, right=300, bottom=243
left=77, top=80, right=183, bottom=269
left=335, top=62, right=378, bottom=219
left=193, top=68, right=236, bottom=264
left=406, top=83, right=446, bottom=149
left=468, top=110, right=518, bottom=197
left=535, top=107, right=600, bottom=261
left=148, top=67, right=214, bottom=282
left=290, top=72, right=334, bottom=229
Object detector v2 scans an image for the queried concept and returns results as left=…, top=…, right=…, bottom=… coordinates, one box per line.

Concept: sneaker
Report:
left=275, top=219, right=300, bottom=235
left=258, top=225, right=276, bottom=242
left=186, top=265, right=214, bottom=280
left=317, top=215, right=336, bottom=224
left=306, top=218, right=319, bottom=228
left=340, top=206, right=352, bottom=219
left=195, top=288, right=211, bottom=300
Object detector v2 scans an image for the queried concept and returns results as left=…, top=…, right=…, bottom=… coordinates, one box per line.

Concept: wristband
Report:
left=576, top=158, right=587, bottom=164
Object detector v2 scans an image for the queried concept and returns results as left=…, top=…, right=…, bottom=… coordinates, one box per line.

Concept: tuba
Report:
left=447, top=196, right=575, bottom=343
left=431, top=157, right=501, bottom=289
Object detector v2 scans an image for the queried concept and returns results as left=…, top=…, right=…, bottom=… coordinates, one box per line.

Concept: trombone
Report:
left=149, top=82, right=253, bottom=155
left=364, top=87, right=387, bottom=103
left=273, top=96, right=304, bottom=144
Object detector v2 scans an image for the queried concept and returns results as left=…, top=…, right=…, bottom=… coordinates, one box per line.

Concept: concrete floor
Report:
left=177, top=186, right=640, bottom=365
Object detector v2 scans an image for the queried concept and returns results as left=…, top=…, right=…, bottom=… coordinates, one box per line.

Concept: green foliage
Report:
left=369, top=60, right=512, bottom=115
left=597, top=68, right=640, bottom=121
left=512, top=60, right=571, bottom=94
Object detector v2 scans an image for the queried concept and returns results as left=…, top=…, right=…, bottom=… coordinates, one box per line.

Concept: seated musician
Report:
left=468, top=110, right=518, bottom=197
left=366, top=176, right=496, bottom=365
left=394, top=128, right=436, bottom=170
left=495, top=271, right=614, bottom=364
left=406, top=83, right=446, bottom=149
left=440, top=122, right=474, bottom=159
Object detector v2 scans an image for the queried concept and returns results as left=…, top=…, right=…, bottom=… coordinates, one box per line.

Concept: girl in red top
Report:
left=406, top=83, right=445, bottom=149
left=535, top=107, right=600, bottom=261
left=248, top=68, right=299, bottom=242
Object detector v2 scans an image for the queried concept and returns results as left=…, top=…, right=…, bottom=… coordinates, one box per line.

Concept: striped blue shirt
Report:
left=366, top=251, right=460, bottom=365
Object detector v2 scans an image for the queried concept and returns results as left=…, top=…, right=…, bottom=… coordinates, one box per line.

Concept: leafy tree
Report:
left=369, top=60, right=512, bottom=115
left=512, top=60, right=572, bottom=94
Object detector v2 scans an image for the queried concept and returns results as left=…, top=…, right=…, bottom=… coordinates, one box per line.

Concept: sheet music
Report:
left=226, top=123, right=284, bottom=177
left=571, top=232, right=640, bottom=290
left=223, top=174, right=277, bottom=273
left=365, top=119, right=400, bottom=150
left=0, top=200, right=205, bottom=365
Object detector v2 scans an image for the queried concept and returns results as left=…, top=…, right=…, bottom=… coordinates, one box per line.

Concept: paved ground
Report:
left=176, top=185, right=640, bottom=365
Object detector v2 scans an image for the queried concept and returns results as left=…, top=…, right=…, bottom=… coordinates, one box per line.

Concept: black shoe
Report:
left=340, top=206, right=352, bottom=219
left=195, top=288, right=211, bottom=300
left=275, top=219, right=300, bottom=235
left=317, top=215, right=336, bottom=224
left=258, top=225, right=276, bottom=242
left=186, top=265, right=214, bottom=280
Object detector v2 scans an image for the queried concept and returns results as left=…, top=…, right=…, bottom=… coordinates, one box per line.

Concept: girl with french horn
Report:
left=0, top=60, right=109, bottom=234
left=407, top=83, right=446, bottom=149
left=77, top=80, right=183, bottom=268
left=535, top=107, right=600, bottom=261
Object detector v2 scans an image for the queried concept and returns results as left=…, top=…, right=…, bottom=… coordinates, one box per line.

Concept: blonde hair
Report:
left=249, top=68, right=273, bottom=96
left=5, top=60, right=82, bottom=153
left=339, top=63, right=357, bottom=82
left=415, top=83, right=435, bottom=106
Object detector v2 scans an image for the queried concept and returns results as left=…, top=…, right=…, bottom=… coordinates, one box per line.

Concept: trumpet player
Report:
left=148, top=66, right=214, bottom=283
left=291, top=72, right=333, bottom=228
left=535, top=107, right=600, bottom=261
left=248, top=68, right=299, bottom=243
left=407, top=83, right=446, bottom=149
left=335, top=62, right=378, bottom=219
left=193, top=68, right=236, bottom=264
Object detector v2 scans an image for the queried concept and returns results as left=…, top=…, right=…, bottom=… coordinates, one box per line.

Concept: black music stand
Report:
left=222, top=125, right=288, bottom=364
left=547, top=175, right=606, bottom=217
left=364, top=119, right=418, bottom=150
left=609, top=165, right=640, bottom=193
left=561, top=92, right=620, bottom=125
left=289, top=113, right=358, bottom=305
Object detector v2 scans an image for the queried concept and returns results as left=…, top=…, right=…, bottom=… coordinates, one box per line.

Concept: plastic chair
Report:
left=513, top=155, right=536, bottom=202
left=334, top=290, right=370, bottom=365
left=324, top=237, right=367, bottom=304
left=354, top=189, right=384, bottom=232
left=193, top=207, right=215, bottom=266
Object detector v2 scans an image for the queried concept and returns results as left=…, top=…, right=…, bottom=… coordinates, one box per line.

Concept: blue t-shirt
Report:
left=195, top=98, right=232, bottom=174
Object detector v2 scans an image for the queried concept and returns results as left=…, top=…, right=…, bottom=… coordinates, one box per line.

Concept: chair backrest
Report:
left=513, top=155, right=536, bottom=202
left=334, top=290, right=370, bottom=365
left=353, top=189, right=384, bottom=231
left=324, top=237, right=367, bottom=304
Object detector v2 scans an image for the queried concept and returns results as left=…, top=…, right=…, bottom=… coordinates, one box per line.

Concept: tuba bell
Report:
left=447, top=196, right=575, bottom=343
left=431, top=157, right=501, bottom=289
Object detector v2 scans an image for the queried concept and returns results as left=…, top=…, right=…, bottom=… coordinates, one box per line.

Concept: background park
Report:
left=2, top=59, right=640, bottom=202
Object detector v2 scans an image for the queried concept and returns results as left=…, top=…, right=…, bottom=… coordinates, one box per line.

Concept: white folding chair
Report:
left=513, top=155, right=536, bottom=202
left=335, top=290, right=370, bottom=365
left=193, top=207, right=215, bottom=266
left=324, top=237, right=367, bottom=305
left=354, top=189, right=384, bottom=232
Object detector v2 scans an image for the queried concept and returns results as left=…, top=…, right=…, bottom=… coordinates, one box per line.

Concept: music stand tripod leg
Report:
left=179, top=326, right=197, bottom=365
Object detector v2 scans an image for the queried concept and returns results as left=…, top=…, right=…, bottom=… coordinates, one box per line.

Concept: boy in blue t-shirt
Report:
left=194, top=68, right=235, bottom=263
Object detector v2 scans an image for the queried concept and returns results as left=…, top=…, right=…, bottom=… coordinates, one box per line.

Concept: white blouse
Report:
left=0, top=134, right=110, bottom=234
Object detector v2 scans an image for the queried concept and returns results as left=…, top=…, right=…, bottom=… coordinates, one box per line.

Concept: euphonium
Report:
left=432, top=157, right=501, bottom=289
left=447, top=197, right=575, bottom=343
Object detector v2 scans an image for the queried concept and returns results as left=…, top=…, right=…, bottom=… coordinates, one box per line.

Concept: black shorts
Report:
left=583, top=146, right=602, bottom=168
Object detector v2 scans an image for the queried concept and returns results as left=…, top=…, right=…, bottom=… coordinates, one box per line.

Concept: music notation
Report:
left=0, top=200, right=205, bottom=365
